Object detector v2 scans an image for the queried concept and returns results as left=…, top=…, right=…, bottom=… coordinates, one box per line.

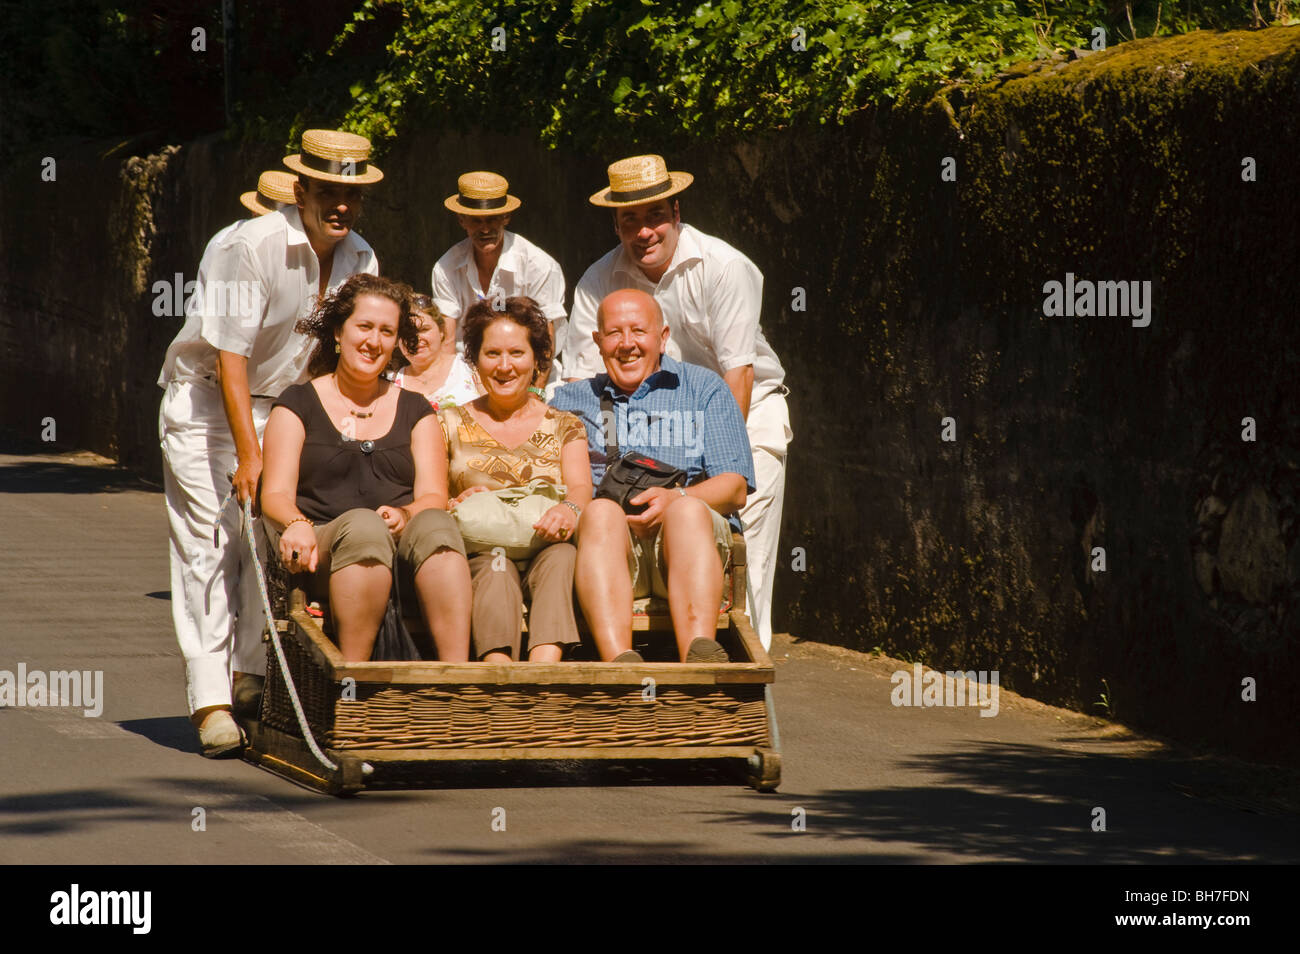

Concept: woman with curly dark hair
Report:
left=441, top=296, right=591, bottom=662
left=260, top=274, right=472, bottom=662
left=295, top=274, right=420, bottom=377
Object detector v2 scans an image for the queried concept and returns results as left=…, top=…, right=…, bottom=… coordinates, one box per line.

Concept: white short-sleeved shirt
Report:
left=565, top=224, right=785, bottom=398
left=157, top=206, right=378, bottom=397
left=431, top=231, right=567, bottom=337
left=156, top=219, right=247, bottom=387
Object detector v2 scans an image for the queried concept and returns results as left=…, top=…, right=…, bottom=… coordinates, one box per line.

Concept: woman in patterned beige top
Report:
left=440, top=296, right=591, bottom=662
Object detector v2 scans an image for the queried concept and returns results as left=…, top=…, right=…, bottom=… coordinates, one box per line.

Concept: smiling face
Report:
left=475, top=317, right=537, bottom=404
left=613, top=199, right=680, bottom=282
left=457, top=212, right=511, bottom=258
left=295, top=177, right=364, bottom=248
left=400, top=309, right=445, bottom=371
left=594, top=290, right=669, bottom=394
left=334, top=294, right=400, bottom=381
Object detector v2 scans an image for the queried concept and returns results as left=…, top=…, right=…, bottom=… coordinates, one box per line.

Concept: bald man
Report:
left=551, top=289, right=755, bottom=662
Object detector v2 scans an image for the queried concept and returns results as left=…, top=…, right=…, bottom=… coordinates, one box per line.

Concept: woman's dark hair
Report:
left=461, top=295, right=552, bottom=378
left=296, top=274, right=417, bottom=377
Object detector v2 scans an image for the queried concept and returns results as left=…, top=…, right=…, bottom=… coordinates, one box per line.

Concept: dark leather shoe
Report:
left=231, top=675, right=265, bottom=719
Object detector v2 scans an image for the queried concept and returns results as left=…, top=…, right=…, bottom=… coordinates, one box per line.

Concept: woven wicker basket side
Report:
left=324, top=683, right=769, bottom=750
left=262, top=623, right=337, bottom=738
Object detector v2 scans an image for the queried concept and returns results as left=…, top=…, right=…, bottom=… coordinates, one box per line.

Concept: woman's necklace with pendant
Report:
left=334, top=372, right=379, bottom=419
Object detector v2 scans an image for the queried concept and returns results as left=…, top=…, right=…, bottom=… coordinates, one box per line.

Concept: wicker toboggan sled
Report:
left=239, top=534, right=781, bottom=795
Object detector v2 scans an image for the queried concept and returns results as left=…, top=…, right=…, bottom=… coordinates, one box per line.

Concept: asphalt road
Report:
left=2, top=446, right=1297, bottom=864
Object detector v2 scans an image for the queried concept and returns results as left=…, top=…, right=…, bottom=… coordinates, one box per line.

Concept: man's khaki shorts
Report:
left=628, top=506, right=732, bottom=599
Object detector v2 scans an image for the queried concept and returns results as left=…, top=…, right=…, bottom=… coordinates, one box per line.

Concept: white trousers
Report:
left=159, top=379, right=270, bottom=714
left=739, top=390, right=791, bottom=650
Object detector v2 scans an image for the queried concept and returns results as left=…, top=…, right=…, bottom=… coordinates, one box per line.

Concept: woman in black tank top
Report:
left=260, top=275, right=472, bottom=662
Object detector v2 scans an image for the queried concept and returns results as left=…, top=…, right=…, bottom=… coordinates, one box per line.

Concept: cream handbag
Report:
left=451, top=479, right=567, bottom=559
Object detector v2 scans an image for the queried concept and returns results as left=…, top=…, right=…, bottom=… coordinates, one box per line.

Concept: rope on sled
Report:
left=218, top=490, right=338, bottom=774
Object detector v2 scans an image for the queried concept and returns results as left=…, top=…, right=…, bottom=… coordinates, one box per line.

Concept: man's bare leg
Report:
left=661, top=496, right=724, bottom=661
left=574, top=499, right=635, bottom=660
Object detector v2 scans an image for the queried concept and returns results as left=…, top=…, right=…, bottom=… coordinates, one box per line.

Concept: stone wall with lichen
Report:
left=929, top=27, right=1298, bottom=760
left=2, top=26, right=1296, bottom=761
left=1, top=140, right=176, bottom=462
left=766, top=27, right=1300, bottom=761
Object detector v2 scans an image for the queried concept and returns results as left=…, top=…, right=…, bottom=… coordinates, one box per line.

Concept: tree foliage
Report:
left=314, top=0, right=1270, bottom=152
left=1, top=0, right=1275, bottom=159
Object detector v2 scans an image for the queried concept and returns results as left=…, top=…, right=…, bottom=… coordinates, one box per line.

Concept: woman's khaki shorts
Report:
left=266, top=507, right=465, bottom=598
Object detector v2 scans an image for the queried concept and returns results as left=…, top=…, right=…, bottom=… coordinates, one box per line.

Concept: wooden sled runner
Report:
left=239, top=534, right=782, bottom=795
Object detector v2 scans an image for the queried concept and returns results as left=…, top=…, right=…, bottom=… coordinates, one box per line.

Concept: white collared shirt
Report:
left=565, top=224, right=785, bottom=398
left=156, top=218, right=247, bottom=387
left=157, top=206, right=378, bottom=397
left=431, top=231, right=566, bottom=336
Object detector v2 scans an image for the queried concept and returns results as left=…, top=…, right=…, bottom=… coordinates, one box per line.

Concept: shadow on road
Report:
left=696, top=740, right=1300, bottom=863
left=118, top=716, right=200, bottom=756
left=3, top=738, right=1295, bottom=861
left=0, top=779, right=325, bottom=838
left=0, top=788, right=170, bottom=837
left=0, top=454, right=157, bottom=495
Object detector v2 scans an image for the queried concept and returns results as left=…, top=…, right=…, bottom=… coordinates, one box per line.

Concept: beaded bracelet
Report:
left=284, top=515, right=314, bottom=532
left=560, top=500, right=581, bottom=517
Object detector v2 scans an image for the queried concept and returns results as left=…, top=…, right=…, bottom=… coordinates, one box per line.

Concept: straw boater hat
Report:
left=283, top=129, right=384, bottom=185
left=443, top=171, right=521, bottom=216
left=589, top=154, right=693, bottom=207
left=239, top=170, right=298, bottom=216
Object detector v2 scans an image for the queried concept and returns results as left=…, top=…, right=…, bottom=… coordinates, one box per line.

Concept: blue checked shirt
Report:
left=551, top=355, right=755, bottom=532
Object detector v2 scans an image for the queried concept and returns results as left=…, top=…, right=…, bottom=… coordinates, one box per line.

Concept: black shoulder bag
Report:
left=594, top=394, right=687, bottom=515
